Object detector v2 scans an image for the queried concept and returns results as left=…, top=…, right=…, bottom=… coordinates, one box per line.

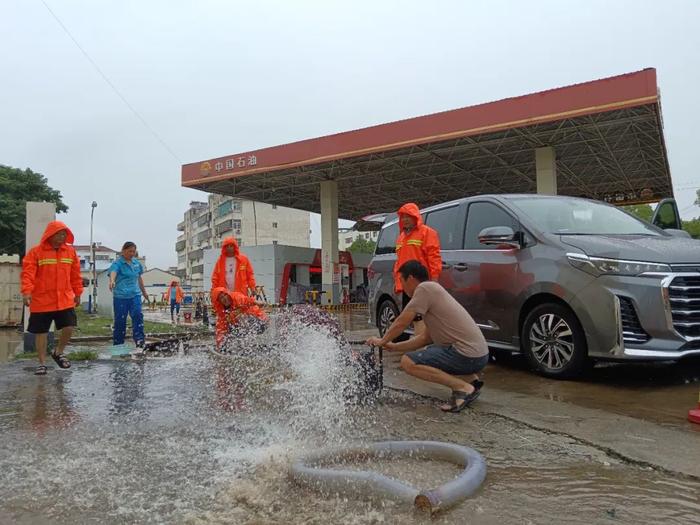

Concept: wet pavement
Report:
left=2, top=350, right=699, bottom=524
left=1, top=311, right=699, bottom=523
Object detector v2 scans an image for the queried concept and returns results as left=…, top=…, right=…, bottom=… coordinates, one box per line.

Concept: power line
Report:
left=39, top=0, right=182, bottom=164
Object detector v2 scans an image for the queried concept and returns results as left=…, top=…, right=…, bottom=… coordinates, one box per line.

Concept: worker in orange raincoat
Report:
left=394, top=203, right=442, bottom=335
left=166, top=280, right=185, bottom=322
left=211, top=287, right=267, bottom=350
left=20, top=221, right=83, bottom=375
left=211, top=237, right=256, bottom=296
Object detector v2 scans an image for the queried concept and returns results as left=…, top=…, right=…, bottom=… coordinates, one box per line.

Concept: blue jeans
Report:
left=170, top=299, right=180, bottom=317
left=113, top=295, right=145, bottom=345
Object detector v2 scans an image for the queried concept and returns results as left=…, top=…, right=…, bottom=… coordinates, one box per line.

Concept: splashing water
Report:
left=212, top=305, right=367, bottom=441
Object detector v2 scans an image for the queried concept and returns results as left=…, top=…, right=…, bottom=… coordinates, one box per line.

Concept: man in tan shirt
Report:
left=367, top=260, right=488, bottom=412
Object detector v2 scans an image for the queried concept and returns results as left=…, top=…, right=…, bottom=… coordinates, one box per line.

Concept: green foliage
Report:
left=682, top=218, right=700, bottom=239
left=0, top=165, right=68, bottom=255
left=622, top=204, right=654, bottom=222
left=13, top=351, right=38, bottom=360
left=695, top=189, right=700, bottom=207
left=67, top=349, right=99, bottom=361
left=74, top=307, right=206, bottom=336
left=347, top=237, right=377, bottom=254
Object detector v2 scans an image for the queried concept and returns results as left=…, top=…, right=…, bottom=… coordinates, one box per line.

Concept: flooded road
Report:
left=0, top=314, right=699, bottom=524
left=337, top=309, right=700, bottom=431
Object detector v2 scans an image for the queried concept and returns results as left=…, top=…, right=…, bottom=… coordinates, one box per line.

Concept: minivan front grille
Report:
left=670, top=264, right=700, bottom=273
left=668, top=275, right=700, bottom=340
left=618, top=296, right=649, bottom=345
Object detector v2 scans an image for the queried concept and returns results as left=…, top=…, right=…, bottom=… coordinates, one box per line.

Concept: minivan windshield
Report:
left=508, top=197, right=662, bottom=236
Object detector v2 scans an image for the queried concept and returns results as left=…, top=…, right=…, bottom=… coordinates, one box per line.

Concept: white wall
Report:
left=95, top=270, right=113, bottom=317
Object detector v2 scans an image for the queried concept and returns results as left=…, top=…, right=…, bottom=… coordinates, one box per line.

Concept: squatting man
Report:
left=367, top=260, right=489, bottom=412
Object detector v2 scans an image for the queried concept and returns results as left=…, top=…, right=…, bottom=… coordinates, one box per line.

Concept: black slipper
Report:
left=51, top=351, right=71, bottom=369
left=471, top=379, right=484, bottom=391
left=441, top=389, right=480, bottom=413
left=35, top=365, right=48, bottom=375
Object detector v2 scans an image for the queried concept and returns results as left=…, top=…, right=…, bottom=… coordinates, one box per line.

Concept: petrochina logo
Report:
left=200, top=162, right=212, bottom=176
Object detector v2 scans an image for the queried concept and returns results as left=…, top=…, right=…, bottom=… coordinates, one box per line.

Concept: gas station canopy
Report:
left=181, top=68, right=671, bottom=220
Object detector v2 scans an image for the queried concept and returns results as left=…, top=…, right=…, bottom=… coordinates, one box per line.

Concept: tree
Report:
left=622, top=204, right=654, bottom=222
left=347, top=237, right=376, bottom=254
left=0, top=165, right=68, bottom=256
left=695, top=188, right=700, bottom=207
left=682, top=218, right=700, bottom=239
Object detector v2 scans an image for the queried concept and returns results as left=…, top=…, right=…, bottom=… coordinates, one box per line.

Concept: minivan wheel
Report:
left=377, top=299, right=410, bottom=342
left=521, top=303, right=588, bottom=379
left=377, top=299, right=399, bottom=336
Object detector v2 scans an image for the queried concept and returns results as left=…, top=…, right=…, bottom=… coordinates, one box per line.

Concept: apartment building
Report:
left=338, top=229, right=379, bottom=251
left=176, top=195, right=311, bottom=290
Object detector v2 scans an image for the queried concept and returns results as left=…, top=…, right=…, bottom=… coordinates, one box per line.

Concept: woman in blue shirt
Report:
left=108, top=241, right=149, bottom=348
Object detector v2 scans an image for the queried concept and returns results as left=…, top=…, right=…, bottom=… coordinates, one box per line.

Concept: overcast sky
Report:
left=2, top=0, right=699, bottom=268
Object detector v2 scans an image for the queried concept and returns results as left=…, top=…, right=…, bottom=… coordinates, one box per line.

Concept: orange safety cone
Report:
left=689, top=392, right=700, bottom=424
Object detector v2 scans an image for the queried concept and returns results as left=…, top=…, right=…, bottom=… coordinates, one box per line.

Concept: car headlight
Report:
left=567, top=253, right=671, bottom=276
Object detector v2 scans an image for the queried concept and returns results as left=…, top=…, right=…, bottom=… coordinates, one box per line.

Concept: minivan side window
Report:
left=375, top=221, right=400, bottom=255
left=424, top=206, right=461, bottom=250
left=464, top=202, right=518, bottom=249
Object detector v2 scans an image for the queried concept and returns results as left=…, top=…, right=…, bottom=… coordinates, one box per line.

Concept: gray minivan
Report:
left=367, top=194, right=700, bottom=378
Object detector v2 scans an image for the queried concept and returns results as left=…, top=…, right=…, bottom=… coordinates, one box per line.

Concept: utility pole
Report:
left=90, top=201, right=98, bottom=313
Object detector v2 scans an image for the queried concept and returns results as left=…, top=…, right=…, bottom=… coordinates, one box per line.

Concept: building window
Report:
left=272, top=240, right=278, bottom=245
left=231, top=200, right=242, bottom=212
left=345, top=237, right=353, bottom=244
left=365, top=233, right=370, bottom=239
left=235, top=238, right=242, bottom=246
left=217, top=200, right=232, bottom=217
left=272, top=222, right=278, bottom=228
left=215, top=219, right=233, bottom=235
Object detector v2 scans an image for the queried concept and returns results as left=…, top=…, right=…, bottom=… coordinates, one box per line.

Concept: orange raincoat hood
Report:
left=220, top=237, right=240, bottom=256
left=397, top=203, right=423, bottom=229
left=41, top=221, right=75, bottom=246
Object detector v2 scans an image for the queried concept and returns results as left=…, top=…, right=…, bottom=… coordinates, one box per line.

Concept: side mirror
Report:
left=651, top=198, right=682, bottom=230
left=478, top=226, right=521, bottom=248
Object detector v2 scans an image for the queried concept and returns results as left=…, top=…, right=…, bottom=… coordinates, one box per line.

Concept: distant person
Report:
left=394, top=203, right=442, bottom=336
left=166, top=280, right=184, bottom=322
left=201, top=292, right=210, bottom=326
left=367, top=260, right=488, bottom=413
left=211, top=287, right=267, bottom=351
left=211, top=237, right=256, bottom=296
left=20, top=221, right=83, bottom=375
left=109, top=242, right=149, bottom=350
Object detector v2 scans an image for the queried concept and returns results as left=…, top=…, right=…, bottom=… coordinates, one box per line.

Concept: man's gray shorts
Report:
left=405, top=344, right=488, bottom=376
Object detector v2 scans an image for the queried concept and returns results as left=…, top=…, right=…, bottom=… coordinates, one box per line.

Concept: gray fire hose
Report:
left=290, top=440, right=486, bottom=514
